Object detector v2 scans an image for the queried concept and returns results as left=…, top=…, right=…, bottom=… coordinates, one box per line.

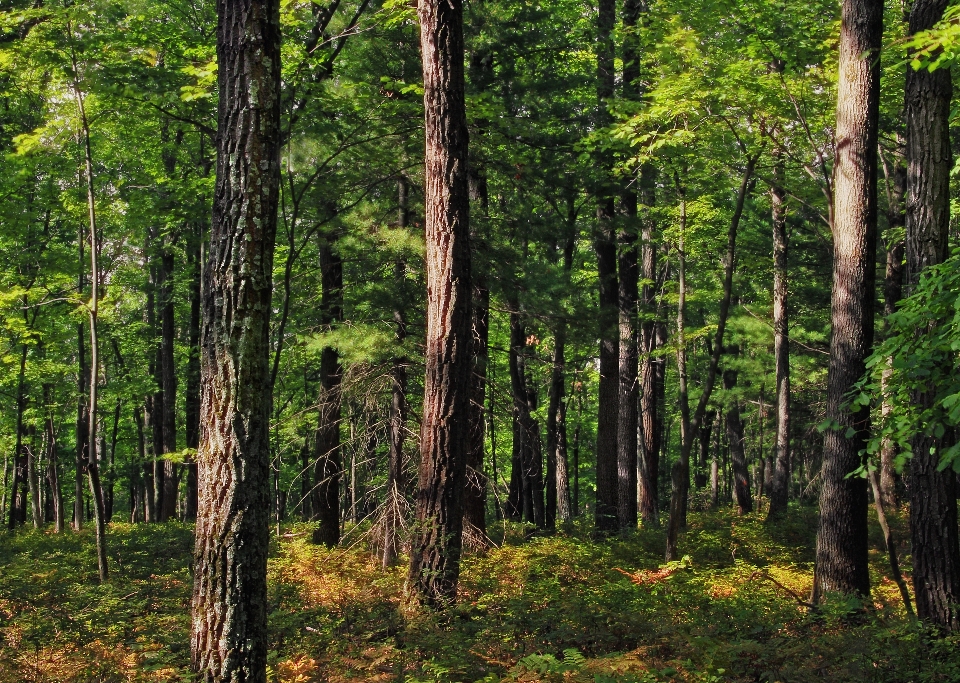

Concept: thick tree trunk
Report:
left=723, top=354, right=752, bottom=515
left=158, top=244, right=178, bottom=522
left=312, top=238, right=344, bottom=549
left=904, top=0, right=960, bottom=632
left=406, top=0, right=472, bottom=606
left=190, top=0, right=281, bottom=678
left=8, top=346, right=28, bottom=529
left=767, top=157, right=791, bottom=520
left=593, top=0, right=619, bottom=536
left=814, top=0, right=882, bottom=601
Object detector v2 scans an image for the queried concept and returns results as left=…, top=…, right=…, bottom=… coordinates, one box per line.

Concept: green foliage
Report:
left=4, top=511, right=958, bottom=682
left=855, top=251, right=960, bottom=473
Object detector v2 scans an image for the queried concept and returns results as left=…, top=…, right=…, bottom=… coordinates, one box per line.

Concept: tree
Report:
left=406, top=0, right=472, bottom=606
left=190, top=0, right=282, bottom=679
left=813, top=0, right=882, bottom=601
left=903, top=0, right=960, bottom=632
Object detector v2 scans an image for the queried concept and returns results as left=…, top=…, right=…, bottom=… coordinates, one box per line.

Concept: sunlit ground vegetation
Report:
left=2, top=505, right=957, bottom=683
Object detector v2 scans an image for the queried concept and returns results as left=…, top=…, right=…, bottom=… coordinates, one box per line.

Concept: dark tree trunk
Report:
left=407, top=0, right=472, bottom=606
left=43, top=384, right=64, bottom=533
left=592, top=0, right=619, bottom=536
left=158, top=247, right=178, bottom=522
left=312, top=237, right=344, bottom=549
left=638, top=202, right=661, bottom=527
left=723, top=352, right=752, bottom=515
left=384, top=178, right=409, bottom=567
left=767, top=156, right=791, bottom=520
left=464, top=167, right=489, bottom=542
left=8, top=345, right=28, bottom=529
left=671, top=182, right=692, bottom=534
left=190, top=0, right=281, bottom=678
left=695, top=411, right=713, bottom=489
left=710, top=410, right=720, bottom=507
left=814, top=0, right=882, bottom=601
left=879, top=143, right=905, bottom=510
left=507, top=305, right=544, bottom=527
left=185, top=229, right=202, bottom=521
left=904, top=0, right=960, bottom=632
left=548, top=226, right=575, bottom=527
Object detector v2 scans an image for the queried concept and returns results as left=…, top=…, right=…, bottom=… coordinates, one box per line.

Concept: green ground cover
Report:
left=1, top=507, right=957, bottom=682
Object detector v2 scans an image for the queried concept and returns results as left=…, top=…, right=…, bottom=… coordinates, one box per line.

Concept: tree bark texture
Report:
left=638, top=199, right=661, bottom=527
left=814, top=0, right=881, bottom=600
left=190, top=0, right=281, bottom=679
left=312, top=236, right=344, bottom=549
left=904, top=0, right=960, bottom=632
left=767, top=157, right=791, bottom=519
left=407, top=0, right=472, bottom=607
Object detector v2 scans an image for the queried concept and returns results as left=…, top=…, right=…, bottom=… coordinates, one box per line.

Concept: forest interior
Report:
left=4, top=0, right=960, bottom=681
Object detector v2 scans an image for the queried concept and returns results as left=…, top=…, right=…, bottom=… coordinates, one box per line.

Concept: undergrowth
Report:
left=1, top=506, right=958, bottom=682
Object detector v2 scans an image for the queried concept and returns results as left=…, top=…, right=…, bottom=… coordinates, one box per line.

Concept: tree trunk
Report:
left=548, top=226, right=575, bottom=526
left=671, top=181, right=692, bottom=535
left=593, top=0, right=619, bottom=536
left=904, top=0, right=960, bottom=632
left=158, top=243, right=178, bottom=521
left=407, top=0, right=472, bottom=606
left=464, top=169, right=489, bottom=541
left=695, top=411, right=713, bottom=489
left=384, top=178, right=409, bottom=567
left=190, top=0, right=281, bottom=678
left=710, top=410, right=720, bottom=507
left=185, top=230, right=202, bottom=521
left=44, top=384, right=64, bottom=532
left=813, top=0, right=882, bottom=601
left=312, top=237, right=344, bottom=549
left=507, top=304, right=544, bottom=527
left=879, top=142, right=905, bottom=510
left=723, top=352, right=752, bottom=515
left=8, top=345, right=28, bottom=529
left=767, top=156, right=791, bottom=520
left=70, top=59, right=109, bottom=580
left=638, top=196, right=661, bottom=527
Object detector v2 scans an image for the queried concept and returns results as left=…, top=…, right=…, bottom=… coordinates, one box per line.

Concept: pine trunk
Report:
left=407, top=0, right=472, bottom=606
left=190, top=0, right=281, bottom=678
left=312, top=238, right=344, bottom=549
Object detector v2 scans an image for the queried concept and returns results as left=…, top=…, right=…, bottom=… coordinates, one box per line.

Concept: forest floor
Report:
left=1, top=504, right=957, bottom=683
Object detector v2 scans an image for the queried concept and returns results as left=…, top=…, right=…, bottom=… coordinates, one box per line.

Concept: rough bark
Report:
left=767, top=156, right=791, bottom=520
left=190, top=0, right=281, bottom=679
left=311, top=237, right=344, bottom=549
left=813, top=0, right=882, bottom=601
left=638, top=185, right=661, bottom=527
left=904, top=0, right=960, bottom=632
left=406, top=0, right=472, bottom=606
left=548, top=229, right=575, bottom=526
